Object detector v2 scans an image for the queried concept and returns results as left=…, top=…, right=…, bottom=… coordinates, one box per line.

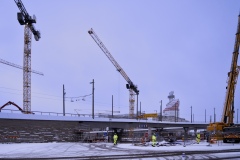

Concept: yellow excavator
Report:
left=207, top=14, right=240, bottom=143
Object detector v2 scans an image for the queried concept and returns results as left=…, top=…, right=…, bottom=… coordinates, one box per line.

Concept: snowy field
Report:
left=0, top=141, right=240, bottom=159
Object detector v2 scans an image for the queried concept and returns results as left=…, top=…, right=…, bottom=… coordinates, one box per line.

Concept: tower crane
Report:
left=14, top=0, right=41, bottom=113
left=207, top=14, right=240, bottom=141
left=88, top=28, right=139, bottom=118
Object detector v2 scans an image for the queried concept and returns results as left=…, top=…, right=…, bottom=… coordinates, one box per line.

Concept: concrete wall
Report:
left=0, top=119, right=80, bottom=143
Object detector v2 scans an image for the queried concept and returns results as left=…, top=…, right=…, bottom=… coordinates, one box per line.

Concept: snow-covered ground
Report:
left=0, top=141, right=240, bottom=159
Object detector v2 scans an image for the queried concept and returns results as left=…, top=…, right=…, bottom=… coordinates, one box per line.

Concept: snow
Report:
left=0, top=141, right=240, bottom=159
left=118, top=140, right=240, bottom=151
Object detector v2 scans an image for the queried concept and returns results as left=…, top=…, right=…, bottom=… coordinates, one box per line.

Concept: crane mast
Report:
left=14, top=0, right=41, bottom=113
left=222, top=14, right=240, bottom=125
left=88, top=28, right=139, bottom=118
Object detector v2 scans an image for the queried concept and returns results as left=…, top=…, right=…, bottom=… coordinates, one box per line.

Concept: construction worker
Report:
left=196, top=133, right=200, bottom=144
left=152, top=133, right=157, bottom=147
left=113, top=133, right=118, bottom=145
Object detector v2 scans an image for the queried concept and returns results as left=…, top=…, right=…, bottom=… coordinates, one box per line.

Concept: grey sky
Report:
left=1, top=0, right=240, bottom=122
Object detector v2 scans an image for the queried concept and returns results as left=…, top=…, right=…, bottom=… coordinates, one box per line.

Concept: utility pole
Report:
left=205, top=109, right=206, bottom=123
left=160, top=100, right=162, bottom=121
left=112, top=95, right=113, bottom=118
left=63, top=84, right=66, bottom=116
left=176, top=103, right=178, bottom=122
left=175, top=103, right=177, bottom=122
left=237, top=108, right=239, bottom=124
left=136, top=94, right=139, bottom=119
left=214, top=108, right=216, bottom=123
left=190, top=106, right=192, bottom=123
left=140, top=102, right=141, bottom=115
left=90, top=79, right=95, bottom=119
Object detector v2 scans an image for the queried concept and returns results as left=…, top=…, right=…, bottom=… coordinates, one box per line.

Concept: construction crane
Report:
left=0, top=58, right=43, bottom=75
left=88, top=28, right=139, bottom=118
left=207, top=14, right=240, bottom=142
left=14, top=0, right=41, bottom=113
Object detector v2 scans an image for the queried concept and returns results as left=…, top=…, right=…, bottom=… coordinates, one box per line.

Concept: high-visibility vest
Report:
left=152, top=135, right=156, bottom=141
left=196, top=133, right=200, bottom=142
left=113, top=135, right=118, bottom=140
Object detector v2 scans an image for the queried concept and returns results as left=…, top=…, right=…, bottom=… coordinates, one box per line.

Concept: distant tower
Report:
left=163, top=91, right=180, bottom=117
left=168, top=91, right=175, bottom=102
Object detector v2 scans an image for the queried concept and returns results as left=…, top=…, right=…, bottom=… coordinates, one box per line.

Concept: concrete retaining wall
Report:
left=0, top=119, right=80, bottom=143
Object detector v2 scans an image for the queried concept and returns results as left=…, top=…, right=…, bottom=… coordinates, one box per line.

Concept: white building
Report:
left=163, top=91, right=180, bottom=117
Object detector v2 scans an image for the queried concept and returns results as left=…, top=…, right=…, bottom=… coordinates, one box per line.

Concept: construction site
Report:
left=1, top=1, right=240, bottom=159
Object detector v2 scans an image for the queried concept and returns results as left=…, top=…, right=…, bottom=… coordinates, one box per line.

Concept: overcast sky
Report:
left=1, top=0, right=240, bottom=122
